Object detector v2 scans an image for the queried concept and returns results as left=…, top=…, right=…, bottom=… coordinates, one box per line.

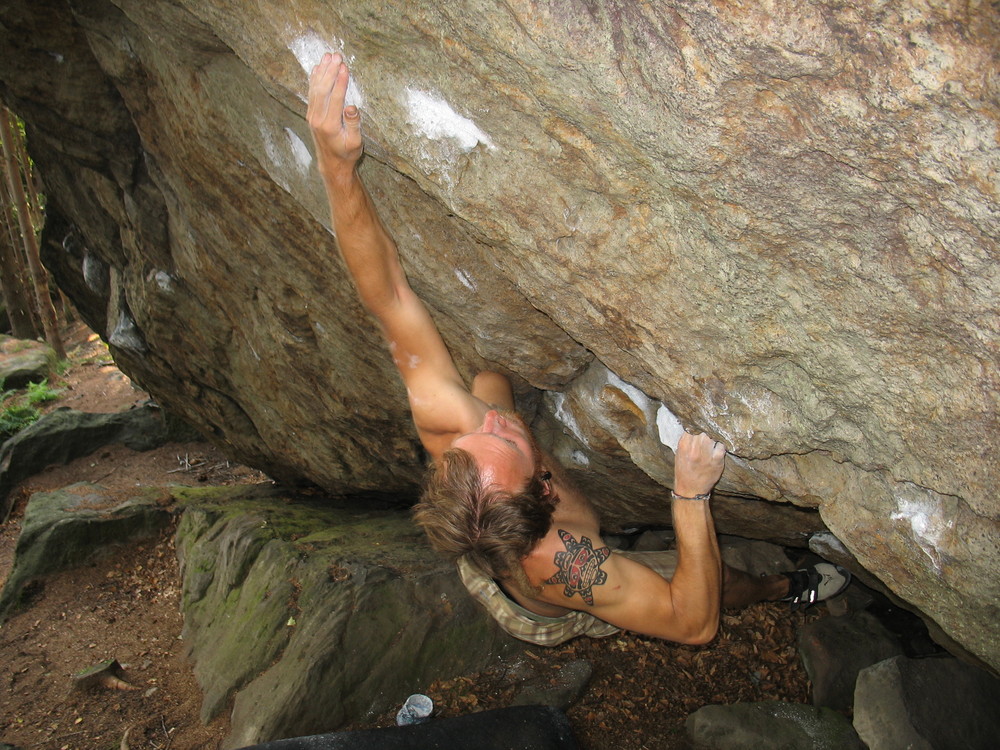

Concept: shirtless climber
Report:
left=307, top=53, right=849, bottom=646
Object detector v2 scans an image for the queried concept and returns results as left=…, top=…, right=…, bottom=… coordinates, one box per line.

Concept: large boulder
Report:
left=175, top=487, right=514, bottom=748
left=853, top=655, right=1000, bottom=750
left=797, top=610, right=904, bottom=712
left=0, top=1, right=997, bottom=669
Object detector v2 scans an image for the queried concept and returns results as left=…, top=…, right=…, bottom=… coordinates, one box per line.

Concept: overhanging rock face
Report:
left=0, top=1, right=997, bottom=669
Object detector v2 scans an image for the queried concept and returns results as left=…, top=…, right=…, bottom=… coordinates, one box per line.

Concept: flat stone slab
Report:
left=686, top=701, right=864, bottom=750
left=0, top=405, right=172, bottom=521
left=0, top=335, right=55, bottom=390
left=0, top=482, right=175, bottom=620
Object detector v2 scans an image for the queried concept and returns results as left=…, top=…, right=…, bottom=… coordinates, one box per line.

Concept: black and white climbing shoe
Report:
left=782, top=563, right=851, bottom=611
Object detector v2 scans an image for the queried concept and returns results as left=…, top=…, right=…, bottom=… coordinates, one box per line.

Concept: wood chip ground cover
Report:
left=357, top=603, right=820, bottom=749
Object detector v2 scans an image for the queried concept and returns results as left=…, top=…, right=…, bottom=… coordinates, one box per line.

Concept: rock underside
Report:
left=0, top=1, right=997, bottom=669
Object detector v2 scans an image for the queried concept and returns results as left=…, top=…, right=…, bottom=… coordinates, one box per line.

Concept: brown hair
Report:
left=412, top=447, right=556, bottom=597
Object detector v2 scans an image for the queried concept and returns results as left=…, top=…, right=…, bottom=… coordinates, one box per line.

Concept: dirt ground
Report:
left=1, top=323, right=823, bottom=749
left=0, top=324, right=262, bottom=750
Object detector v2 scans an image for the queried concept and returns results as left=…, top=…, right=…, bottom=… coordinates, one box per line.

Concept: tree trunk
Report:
left=6, top=117, right=49, bottom=334
left=0, top=108, right=64, bottom=358
left=0, top=171, right=39, bottom=338
left=12, top=116, right=44, bottom=236
left=0, top=125, right=41, bottom=336
left=11, top=126, right=75, bottom=326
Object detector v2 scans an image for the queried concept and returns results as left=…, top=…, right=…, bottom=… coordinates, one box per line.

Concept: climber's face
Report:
left=452, top=409, right=540, bottom=493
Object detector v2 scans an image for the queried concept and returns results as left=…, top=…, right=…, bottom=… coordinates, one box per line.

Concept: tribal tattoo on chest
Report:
left=544, top=529, right=612, bottom=606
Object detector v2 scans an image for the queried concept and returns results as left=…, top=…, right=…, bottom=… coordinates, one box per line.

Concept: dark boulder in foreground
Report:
left=853, top=655, right=1000, bottom=750
left=236, top=705, right=579, bottom=750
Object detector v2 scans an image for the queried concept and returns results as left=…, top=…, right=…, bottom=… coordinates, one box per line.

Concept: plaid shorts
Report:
left=456, top=550, right=679, bottom=647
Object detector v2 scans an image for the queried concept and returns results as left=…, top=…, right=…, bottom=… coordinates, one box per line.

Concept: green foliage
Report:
left=0, top=401, right=39, bottom=440
left=0, top=377, right=63, bottom=441
left=25, top=378, right=62, bottom=404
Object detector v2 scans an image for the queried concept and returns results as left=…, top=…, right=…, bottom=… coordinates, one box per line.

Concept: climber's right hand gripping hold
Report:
left=307, top=52, right=363, bottom=177
left=305, top=53, right=480, bottom=457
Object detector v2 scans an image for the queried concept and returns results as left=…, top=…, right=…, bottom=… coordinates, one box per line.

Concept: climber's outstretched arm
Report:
left=307, top=53, right=482, bottom=449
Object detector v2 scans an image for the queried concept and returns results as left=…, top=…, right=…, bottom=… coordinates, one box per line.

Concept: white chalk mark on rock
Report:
left=405, top=88, right=494, bottom=152
left=289, top=31, right=362, bottom=107
left=890, top=488, right=952, bottom=572
left=154, top=271, right=175, bottom=293
left=454, top=268, right=477, bottom=292
left=552, top=393, right=589, bottom=447
left=257, top=117, right=291, bottom=192
left=656, top=404, right=685, bottom=453
left=285, top=128, right=312, bottom=172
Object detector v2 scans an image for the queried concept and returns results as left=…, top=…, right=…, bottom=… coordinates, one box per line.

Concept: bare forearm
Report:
left=664, top=431, right=726, bottom=643
left=322, top=166, right=405, bottom=314
left=308, top=52, right=406, bottom=316
left=668, top=495, right=722, bottom=643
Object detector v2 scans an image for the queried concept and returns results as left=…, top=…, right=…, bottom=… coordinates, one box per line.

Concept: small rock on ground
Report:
left=0, top=336, right=55, bottom=390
